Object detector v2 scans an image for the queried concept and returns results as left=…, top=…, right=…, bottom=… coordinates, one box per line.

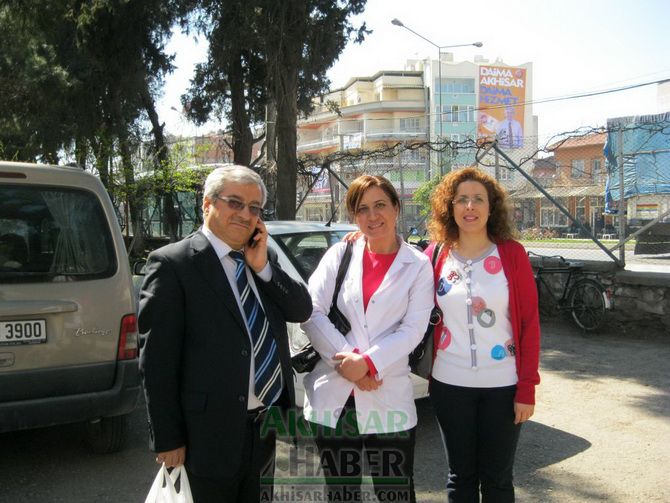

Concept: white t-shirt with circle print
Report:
left=431, top=245, right=518, bottom=388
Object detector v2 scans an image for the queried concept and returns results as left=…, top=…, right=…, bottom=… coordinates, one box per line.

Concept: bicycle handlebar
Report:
left=527, top=251, right=585, bottom=270
left=527, top=251, right=567, bottom=263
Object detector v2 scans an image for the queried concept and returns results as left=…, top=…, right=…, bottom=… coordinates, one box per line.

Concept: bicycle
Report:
left=528, top=251, right=612, bottom=332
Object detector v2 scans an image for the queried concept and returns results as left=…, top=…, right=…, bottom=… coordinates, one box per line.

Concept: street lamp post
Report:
left=391, top=18, right=482, bottom=175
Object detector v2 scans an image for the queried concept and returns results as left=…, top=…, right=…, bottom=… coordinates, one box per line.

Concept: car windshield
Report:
left=273, top=230, right=350, bottom=279
left=0, top=185, right=116, bottom=283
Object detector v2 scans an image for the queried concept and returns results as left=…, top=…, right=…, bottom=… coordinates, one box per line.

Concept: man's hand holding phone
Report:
left=244, top=220, right=268, bottom=273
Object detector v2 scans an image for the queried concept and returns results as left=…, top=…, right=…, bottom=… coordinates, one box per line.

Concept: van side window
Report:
left=0, top=186, right=116, bottom=283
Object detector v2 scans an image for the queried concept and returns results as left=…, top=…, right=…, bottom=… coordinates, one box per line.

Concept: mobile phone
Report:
left=247, top=227, right=261, bottom=248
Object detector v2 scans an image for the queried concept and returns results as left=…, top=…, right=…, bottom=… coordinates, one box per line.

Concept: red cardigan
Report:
left=426, top=240, right=541, bottom=404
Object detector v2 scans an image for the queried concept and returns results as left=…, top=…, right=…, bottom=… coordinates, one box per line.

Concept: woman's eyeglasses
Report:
left=214, top=195, right=263, bottom=217
left=453, top=195, right=488, bottom=207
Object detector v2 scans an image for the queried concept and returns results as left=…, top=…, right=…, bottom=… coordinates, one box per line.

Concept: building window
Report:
left=575, top=197, right=587, bottom=221
left=441, top=105, right=476, bottom=124
left=443, top=105, right=452, bottom=122
left=571, top=159, right=585, bottom=178
left=541, top=197, right=568, bottom=227
left=400, top=117, right=421, bottom=132
left=592, top=158, right=602, bottom=180
left=440, top=78, right=475, bottom=94
left=451, top=105, right=460, bottom=122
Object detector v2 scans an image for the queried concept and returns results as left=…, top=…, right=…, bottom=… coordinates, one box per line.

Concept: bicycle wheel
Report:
left=568, top=278, right=607, bottom=331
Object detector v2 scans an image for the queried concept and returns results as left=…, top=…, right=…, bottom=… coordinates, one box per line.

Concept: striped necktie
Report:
left=229, top=251, right=282, bottom=406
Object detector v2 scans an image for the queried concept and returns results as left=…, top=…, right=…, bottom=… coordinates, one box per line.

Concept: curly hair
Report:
left=427, top=167, right=517, bottom=246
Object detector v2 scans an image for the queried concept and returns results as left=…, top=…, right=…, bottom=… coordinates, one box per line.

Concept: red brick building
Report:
left=512, top=132, right=610, bottom=234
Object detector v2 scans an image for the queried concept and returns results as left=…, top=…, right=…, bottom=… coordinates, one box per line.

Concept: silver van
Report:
left=0, top=161, right=140, bottom=453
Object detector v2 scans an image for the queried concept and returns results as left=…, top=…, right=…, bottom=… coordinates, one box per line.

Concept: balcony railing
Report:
left=366, top=129, right=427, bottom=139
left=297, top=137, right=339, bottom=152
left=297, top=129, right=428, bottom=152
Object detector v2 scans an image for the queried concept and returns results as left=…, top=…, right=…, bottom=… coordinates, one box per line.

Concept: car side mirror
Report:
left=132, top=260, right=147, bottom=275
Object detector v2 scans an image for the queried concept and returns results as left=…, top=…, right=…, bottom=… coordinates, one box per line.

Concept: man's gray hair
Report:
left=203, top=165, right=267, bottom=206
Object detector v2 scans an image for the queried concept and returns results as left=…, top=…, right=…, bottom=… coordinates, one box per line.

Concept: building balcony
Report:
left=297, top=137, right=339, bottom=153
left=297, top=130, right=428, bottom=153
left=366, top=129, right=428, bottom=140
left=301, top=99, right=426, bottom=124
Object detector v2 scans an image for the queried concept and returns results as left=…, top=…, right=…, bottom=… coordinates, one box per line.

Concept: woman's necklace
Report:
left=453, top=239, right=493, bottom=260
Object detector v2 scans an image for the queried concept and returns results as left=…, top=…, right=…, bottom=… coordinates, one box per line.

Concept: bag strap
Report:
left=431, top=242, right=443, bottom=270
left=427, top=242, right=444, bottom=288
left=331, top=241, right=354, bottom=307
left=430, top=242, right=449, bottom=359
left=429, top=242, right=444, bottom=319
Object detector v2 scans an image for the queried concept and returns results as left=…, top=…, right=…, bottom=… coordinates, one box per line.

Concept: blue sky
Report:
left=158, top=0, right=670, bottom=142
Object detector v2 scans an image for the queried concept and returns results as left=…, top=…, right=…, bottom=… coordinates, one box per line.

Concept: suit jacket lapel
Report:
left=190, top=231, right=248, bottom=336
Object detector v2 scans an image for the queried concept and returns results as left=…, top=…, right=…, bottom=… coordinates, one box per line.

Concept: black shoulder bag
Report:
left=291, top=242, right=354, bottom=374
left=409, top=243, right=443, bottom=378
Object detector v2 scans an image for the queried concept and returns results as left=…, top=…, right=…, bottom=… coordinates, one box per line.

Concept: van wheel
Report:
left=84, top=414, right=127, bottom=454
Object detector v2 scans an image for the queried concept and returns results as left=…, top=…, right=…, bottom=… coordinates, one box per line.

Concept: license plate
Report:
left=0, top=320, right=47, bottom=345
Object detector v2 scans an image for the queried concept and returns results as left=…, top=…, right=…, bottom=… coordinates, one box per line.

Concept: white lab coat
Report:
left=301, top=237, right=434, bottom=434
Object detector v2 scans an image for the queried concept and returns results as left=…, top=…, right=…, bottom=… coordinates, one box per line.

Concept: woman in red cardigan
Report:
left=427, top=166, right=540, bottom=502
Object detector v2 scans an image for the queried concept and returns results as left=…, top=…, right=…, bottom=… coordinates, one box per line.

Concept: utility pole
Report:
left=617, top=127, right=626, bottom=265
left=494, top=148, right=500, bottom=180
left=397, top=152, right=407, bottom=238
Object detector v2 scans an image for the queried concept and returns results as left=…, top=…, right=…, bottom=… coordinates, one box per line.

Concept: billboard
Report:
left=478, top=65, right=527, bottom=149
left=310, top=167, right=330, bottom=194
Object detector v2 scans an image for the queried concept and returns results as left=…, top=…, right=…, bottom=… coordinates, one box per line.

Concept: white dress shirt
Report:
left=495, top=119, right=523, bottom=148
left=202, top=225, right=272, bottom=410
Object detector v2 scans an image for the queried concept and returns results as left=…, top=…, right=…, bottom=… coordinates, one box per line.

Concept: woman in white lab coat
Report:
left=301, top=175, right=434, bottom=503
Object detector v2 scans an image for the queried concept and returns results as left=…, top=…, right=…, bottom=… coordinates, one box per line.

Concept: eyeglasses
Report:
left=453, top=195, right=488, bottom=207
left=214, top=195, right=263, bottom=217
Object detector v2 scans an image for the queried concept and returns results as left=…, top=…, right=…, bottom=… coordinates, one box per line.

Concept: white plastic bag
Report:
left=145, top=464, right=193, bottom=503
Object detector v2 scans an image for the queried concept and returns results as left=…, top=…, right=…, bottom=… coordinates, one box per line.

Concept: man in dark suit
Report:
left=139, top=165, right=312, bottom=502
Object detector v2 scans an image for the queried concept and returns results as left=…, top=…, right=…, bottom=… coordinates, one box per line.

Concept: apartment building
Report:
left=405, top=53, right=538, bottom=189
left=296, top=56, right=537, bottom=229
left=296, top=70, right=429, bottom=228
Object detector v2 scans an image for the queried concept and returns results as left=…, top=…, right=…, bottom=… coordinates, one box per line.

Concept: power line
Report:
left=305, top=76, right=669, bottom=125
left=500, top=77, right=670, bottom=111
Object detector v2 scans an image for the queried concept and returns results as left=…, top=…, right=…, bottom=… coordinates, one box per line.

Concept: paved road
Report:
left=1, top=320, right=668, bottom=502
